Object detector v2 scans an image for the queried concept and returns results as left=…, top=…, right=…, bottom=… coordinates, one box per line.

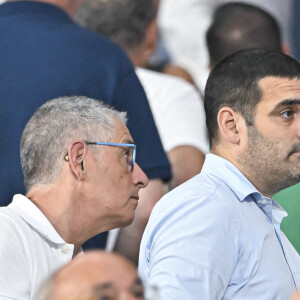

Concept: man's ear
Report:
left=217, top=107, right=243, bottom=145
left=144, top=19, right=157, bottom=58
left=66, top=141, right=87, bottom=181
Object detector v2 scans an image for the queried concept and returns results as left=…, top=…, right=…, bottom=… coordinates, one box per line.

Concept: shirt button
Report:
left=61, top=245, right=71, bottom=254
left=261, top=199, right=268, bottom=205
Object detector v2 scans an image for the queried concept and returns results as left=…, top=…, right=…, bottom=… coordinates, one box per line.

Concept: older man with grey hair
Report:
left=0, top=96, right=148, bottom=299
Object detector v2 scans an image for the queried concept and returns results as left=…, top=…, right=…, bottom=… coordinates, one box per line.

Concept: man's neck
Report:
left=26, top=185, right=84, bottom=248
left=212, top=147, right=279, bottom=198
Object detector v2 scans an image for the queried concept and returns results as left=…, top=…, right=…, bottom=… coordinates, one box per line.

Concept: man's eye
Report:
left=123, top=150, right=130, bottom=162
left=281, top=110, right=294, bottom=119
left=123, top=149, right=133, bottom=165
left=132, top=291, right=144, bottom=298
left=99, top=296, right=114, bottom=300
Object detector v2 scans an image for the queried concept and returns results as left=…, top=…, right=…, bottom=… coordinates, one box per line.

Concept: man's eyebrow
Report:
left=274, top=99, right=300, bottom=108
left=270, top=99, right=300, bottom=114
left=134, top=277, right=143, bottom=285
left=123, top=139, right=135, bottom=144
left=93, top=282, right=113, bottom=290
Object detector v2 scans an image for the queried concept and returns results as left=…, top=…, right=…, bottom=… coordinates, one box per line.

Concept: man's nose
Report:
left=296, top=115, right=300, bottom=139
left=132, top=163, right=149, bottom=188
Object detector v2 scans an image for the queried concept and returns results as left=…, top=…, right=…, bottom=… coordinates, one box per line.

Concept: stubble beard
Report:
left=238, top=126, right=300, bottom=197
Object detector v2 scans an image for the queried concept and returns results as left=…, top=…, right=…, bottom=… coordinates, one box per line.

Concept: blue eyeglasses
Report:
left=64, top=142, right=136, bottom=171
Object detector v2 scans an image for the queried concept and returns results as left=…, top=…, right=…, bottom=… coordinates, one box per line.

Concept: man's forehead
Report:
left=258, top=76, right=300, bottom=91
left=258, top=76, right=300, bottom=103
left=113, top=118, right=133, bottom=143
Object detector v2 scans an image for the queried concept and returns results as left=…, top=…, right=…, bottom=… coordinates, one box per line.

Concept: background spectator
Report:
left=37, top=251, right=156, bottom=300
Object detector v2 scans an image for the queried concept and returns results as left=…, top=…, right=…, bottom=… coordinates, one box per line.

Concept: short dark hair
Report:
left=75, top=0, right=156, bottom=53
left=206, top=2, right=282, bottom=66
left=204, top=49, right=300, bottom=145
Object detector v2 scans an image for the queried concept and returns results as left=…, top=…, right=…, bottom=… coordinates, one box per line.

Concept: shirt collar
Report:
left=8, top=194, right=69, bottom=245
left=202, top=154, right=287, bottom=223
left=202, top=154, right=260, bottom=201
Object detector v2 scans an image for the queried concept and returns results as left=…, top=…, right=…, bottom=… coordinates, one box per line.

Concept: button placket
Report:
left=61, top=245, right=71, bottom=254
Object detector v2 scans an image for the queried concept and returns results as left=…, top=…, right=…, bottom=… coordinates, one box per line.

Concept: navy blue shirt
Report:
left=0, top=1, right=171, bottom=207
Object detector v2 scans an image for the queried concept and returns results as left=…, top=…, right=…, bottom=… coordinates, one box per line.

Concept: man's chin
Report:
left=121, top=214, right=135, bottom=227
left=284, top=174, right=300, bottom=190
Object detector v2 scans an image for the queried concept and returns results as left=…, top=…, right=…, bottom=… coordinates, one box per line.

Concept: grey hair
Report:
left=21, top=96, right=127, bottom=192
left=75, top=0, right=156, bottom=53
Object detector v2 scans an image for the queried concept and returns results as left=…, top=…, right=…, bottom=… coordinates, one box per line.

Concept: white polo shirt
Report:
left=0, top=194, right=75, bottom=299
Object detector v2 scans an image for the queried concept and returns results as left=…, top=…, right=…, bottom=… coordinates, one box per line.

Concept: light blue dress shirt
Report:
left=139, top=154, right=300, bottom=300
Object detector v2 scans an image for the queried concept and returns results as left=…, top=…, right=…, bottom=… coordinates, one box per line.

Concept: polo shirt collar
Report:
left=9, top=194, right=68, bottom=245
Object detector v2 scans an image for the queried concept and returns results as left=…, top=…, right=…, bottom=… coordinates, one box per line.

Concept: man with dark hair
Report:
left=206, top=1, right=300, bottom=255
left=76, top=0, right=208, bottom=263
left=139, top=49, right=300, bottom=299
left=206, top=2, right=282, bottom=67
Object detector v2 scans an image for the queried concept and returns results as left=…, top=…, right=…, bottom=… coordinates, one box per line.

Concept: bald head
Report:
left=37, top=251, right=144, bottom=300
